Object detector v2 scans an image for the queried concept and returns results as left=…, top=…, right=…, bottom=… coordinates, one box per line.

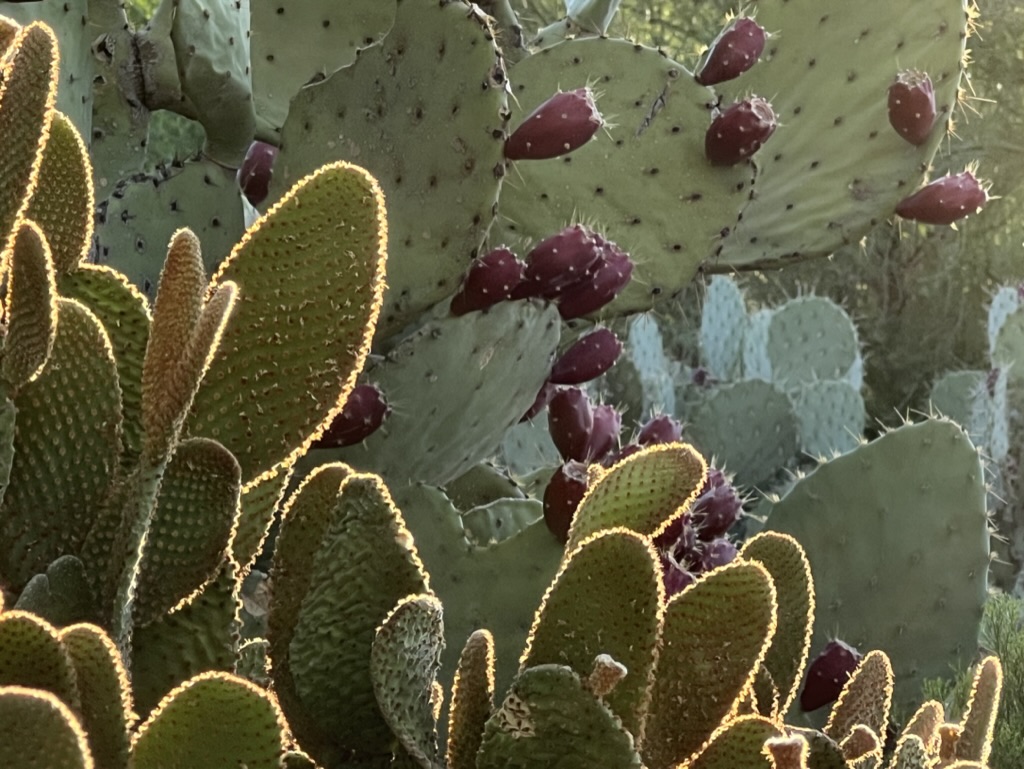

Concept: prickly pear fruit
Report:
left=521, top=380, right=557, bottom=422
left=548, top=386, right=594, bottom=462
left=237, top=141, right=278, bottom=206
left=544, top=461, right=589, bottom=543
left=549, top=328, right=623, bottom=385
left=603, top=442, right=641, bottom=466
left=514, top=225, right=604, bottom=300
left=887, top=70, right=937, bottom=146
left=586, top=404, right=621, bottom=461
left=504, top=87, right=603, bottom=161
left=450, top=247, right=525, bottom=316
left=699, top=538, right=738, bottom=571
left=637, top=415, right=684, bottom=446
left=894, top=170, right=989, bottom=225
left=690, top=468, right=743, bottom=540
left=556, top=243, right=634, bottom=320
left=658, top=512, right=697, bottom=555
left=695, top=17, right=767, bottom=86
left=661, top=554, right=696, bottom=596
left=800, top=640, right=863, bottom=712
left=312, top=384, right=389, bottom=448
left=705, top=97, right=777, bottom=167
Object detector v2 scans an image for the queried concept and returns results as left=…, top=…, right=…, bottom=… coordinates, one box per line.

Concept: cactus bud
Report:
left=313, top=384, right=389, bottom=448
left=586, top=404, right=621, bottom=461
left=450, top=247, right=525, bottom=316
left=690, top=468, right=743, bottom=540
left=887, top=70, right=937, bottom=146
left=637, top=414, right=683, bottom=446
left=556, top=242, right=634, bottom=320
left=550, top=328, right=623, bottom=385
left=514, top=225, right=604, bottom=300
left=695, top=17, right=767, bottom=86
left=705, top=97, right=777, bottom=166
left=548, top=386, right=594, bottom=462
left=237, top=141, right=278, bottom=206
left=505, top=87, right=603, bottom=161
left=894, top=170, right=989, bottom=225
left=544, top=461, right=589, bottom=543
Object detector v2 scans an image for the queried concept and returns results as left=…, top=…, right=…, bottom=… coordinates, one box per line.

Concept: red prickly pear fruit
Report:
left=894, top=171, right=989, bottom=225
left=586, top=404, right=621, bottom=461
left=638, top=414, right=684, bottom=446
left=800, top=640, right=863, bottom=712
left=690, top=468, right=743, bottom=541
left=660, top=554, right=696, bottom=597
left=237, top=141, right=279, bottom=206
left=505, top=87, right=603, bottom=161
left=548, top=386, right=595, bottom=462
left=550, top=328, right=623, bottom=385
left=602, top=442, right=642, bottom=467
left=520, top=380, right=557, bottom=423
left=313, top=384, right=389, bottom=448
left=705, top=97, right=777, bottom=167
left=450, top=247, right=526, bottom=316
left=556, top=243, right=634, bottom=320
left=544, top=461, right=589, bottom=543
left=699, top=538, right=738, bottom=571
left=695, top=17, right=767, bottom=86
left=513, top=225, right=604, bottom=300
left=887, top=70, right=937, bottom=146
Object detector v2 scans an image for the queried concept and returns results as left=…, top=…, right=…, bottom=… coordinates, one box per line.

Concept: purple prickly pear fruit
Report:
left=654, top=511, right=694, bottom=549
left=894, top=171, right=989, bottom=225
left=548, top=386, right=595, bottom=462
left=690, top=468, right=743, bottom=541
left=602, top=442, right=642, bottom=467
left=544, top=461, right=589, bottom=543
left=520, top=380, right=557, bottom=423
left=638, top=415, right=684, bottom=446
left=556, top=243, right=634, bottom=320
left=550, top=328, right=623, bottom=385
left=695, top=17, right=767, bottom=86
left=450, top=247, right=526, bottom=316
left=237, top=141, right=279, bottom=206
left=313, top=384, right=389, bottom=448
left=585, top=404, right=621, bottom=462
left=887, top=70, right=937, bottom=146
left=661, top=554, right=696, bottom=597
left=800, top=640, right=863, bottom=712
left=513, top=225, right=604, bottom=300
left=699, top=538, right=738, bottom=571
left=705, top=97, right=777, bottom=167
left=505, top=87, right=603, bottom=161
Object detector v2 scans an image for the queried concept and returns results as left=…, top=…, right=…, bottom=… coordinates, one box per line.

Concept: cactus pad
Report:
left=765, top=297, right=861, bottom=390
left=791, top=380, right=866, bottom=458
left=824, top=650, right=893, bottom=743
left=700, top=276, right=749, bottom=379
left=2, top=219, right=57, bottom=392
left=956, top=656, right=1001, bottom=764
left=684, top=715, right=783, bottom=769
left=14, top=556, right=95, bottom=627
left=0, top=686, right=92, bottom=769
left=447, top=629, right=495, bottom=769
left=233, top=462, right=292, bottom=572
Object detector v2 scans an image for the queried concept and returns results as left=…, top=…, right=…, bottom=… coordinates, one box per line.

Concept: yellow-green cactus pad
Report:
left=187, top=161, right=387, bottom=484
left=0, top=22, right=57, bottom=256
left=900, top=700, right=943, bottom=753
left=130, top=671, right=285, bottom=769
left=839, top=724, right=881, bottom=763
left=0, top=686, right=92, bottom=769
left=24, top=112, right=92, bottom=275
left=0, top=611, right=79, bottom=709
left=269, top=469, right=429, bottom=763
left=565, top=442, right=707, bottom=551
left=371, top=594, right=445, bottom=769
left=643, top=562, right=777, bottom=769
left=133, top=438, right=241, bottom=626
left=681, top=715, right=783, bottom=769
left=520, top=528, right=662, bottom=740
left=0, top=298, right=120, bottom=591
left=824, top=651, right=894, bottom=744
left=447, top=629, right=495, bottom=769
left=59, top=624, right=133, bottom=769
left=476, top=664, right=642, bottom=769
left=740, top=532, right=815, bottom=716
left=2, top=219, right=57, bottom=391
left=889, top=734, right=929, bottom=769
left=232, top=461, right=293, bottom=572
left=956, top=656, right=1002, bottom=764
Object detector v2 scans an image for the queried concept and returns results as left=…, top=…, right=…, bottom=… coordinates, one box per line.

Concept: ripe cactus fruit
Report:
left=312, top=384, right=389, bottom=449
left=515, top=224, right=603, bottom=300
left=556, top=243, right=634, bottom=320
left=695, top=17, right=767, bottom=86
left=689, top=468, right=743, bottom=540
left=237, top=141, right=278, bottom=207
left=887, top=70, right=937, bottom=146
left=705, top=97, right=778, bottom=166
left=894, top=170, right=989, bottom=225
left=543, top=462, right=589, bottom=544
left=800, top=640, right=863, bottom=713
left=637, top=415, right=683, bottom=446
left=449, top=247, right=525, bottom=316
left=520, top=380, right=557, bottom=423
left=549, top=328, right=622, bottom=385
left=504, top=87, right=603, bottom=161
left=587, top=404, right=621, bottom=462
left=548, top=387, right=594, bottom=462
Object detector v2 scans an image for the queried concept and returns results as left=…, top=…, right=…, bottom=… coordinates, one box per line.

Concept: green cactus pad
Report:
left=445, top=462, right=525, bottom=513
left=250, top=0, right=397, bottom=138
left=740, top=533, right=815, bottom=717
left=59, top=624, right=134, bottom=769
left=130, top=559, right=240, bottom=717
left=712, top=0, right=970, bottom=269
left=24, top=112, right=92, bottom=276
left=14, top=556, right=96, bottom=627
left=929, top=370, right=987, bottom=440
left=0, top=21, right=57, bottom=254
left=0, top=611, right=79, bottom=709
left=684, top=715, right=783, bottom=769
left=956, top=657, right=1001, bottom=764
left=0, top=686, right=92, bottom=769
left=187, top=161, right=387, bottom=484
left=684, top=379, right=798, bottom=487
left=765, top=419, right=988, bottom=710
left=133, top=438, right=241, bottom=626
left=643, top=562, right=777, bottom=769
left=2, top=219, right=56, bottom=392
left=700, top=276, right=749, bottom=380
left=235, top=638, right=270, bottom=687
left=447, top=629, right=495, bottom=769
left=233, top=461, right=293, bottom=572
left=496, top=37, right=750, bottom=316
left=280, top=750, right=319, bottom=769
left=269, top=0, right=507, bottom=337
left=790, top=380, right=866, bottom=459
left=566, top=443, right=706, bottom=550
left=824, top=650, right=893, bottom=744
left=269, top=469, right=430, bottom=762
left=0, top=298, right=121, bottom=591
left=890, top=734, right=929, bottom=769
left=371, top=594, right=445, bottom=769
left=130, top=671, right=285, bottom=769
left=742, top=308, right=773, bottom=381
left=993, top=306, right=1024, bottom=391
left=786, top=726, right=848, bottom=769
left=316, top=300, right=560, bottom=487
left=462, top=498, right=542, bottom=547
left=498, top=417, right=562, bottom=479
left=476, top=664, right=642, bottom=769
left=987, top=286, right=1020, bottom=357
left=765, top=297, right=861, bottom=390
left=521, top=528, right=661, bottom=739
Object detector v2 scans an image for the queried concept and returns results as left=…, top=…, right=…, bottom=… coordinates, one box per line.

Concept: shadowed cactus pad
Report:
left=0, top=686, right=92, bottom=769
